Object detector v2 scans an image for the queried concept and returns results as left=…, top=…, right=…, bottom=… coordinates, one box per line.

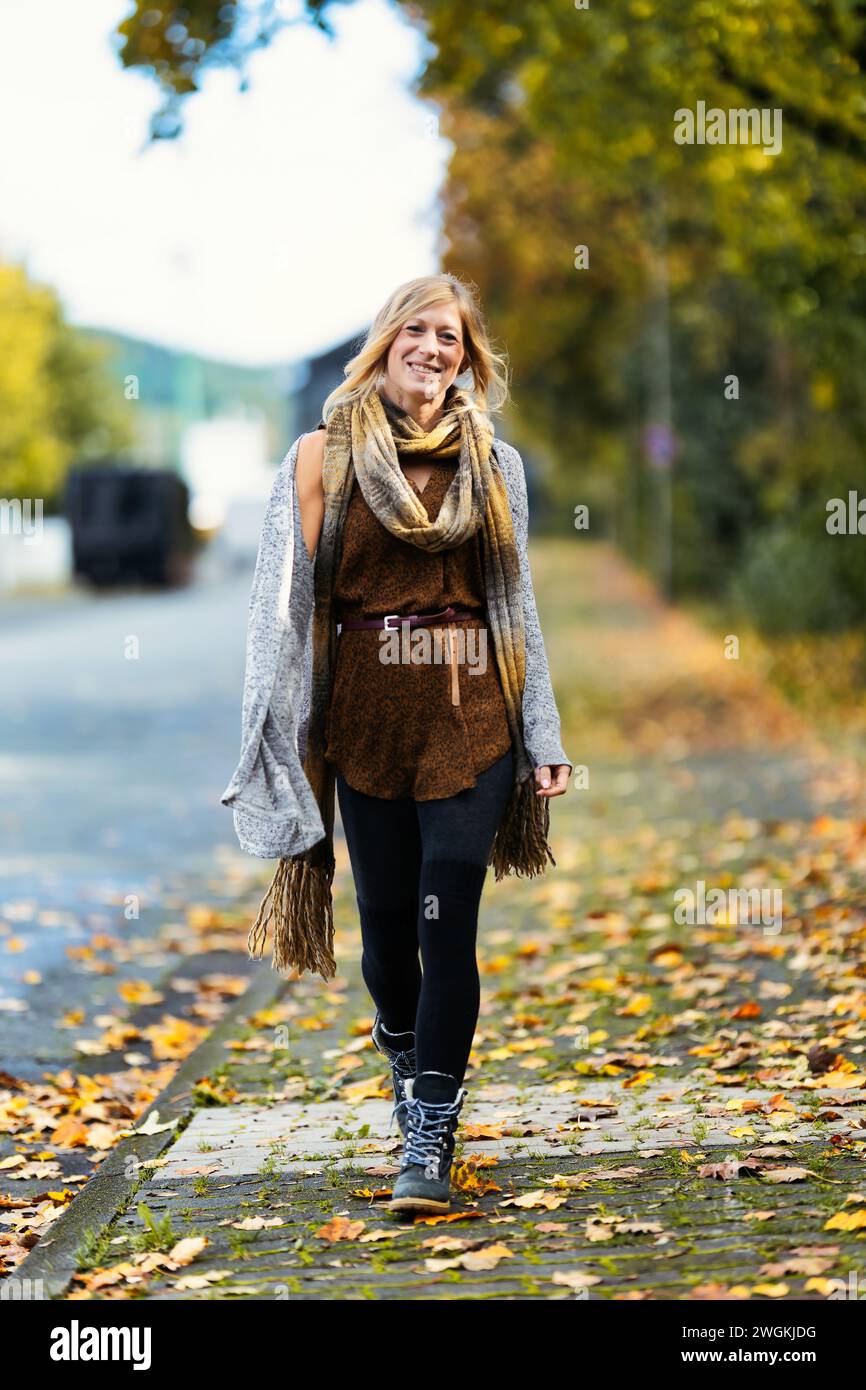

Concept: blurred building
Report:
left=79, top=326, right=301, bottom=473
left=292, top=330, right=369, bottom=432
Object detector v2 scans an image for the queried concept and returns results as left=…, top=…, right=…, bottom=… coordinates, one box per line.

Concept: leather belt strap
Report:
left=337, top=605, right=481, bottom=633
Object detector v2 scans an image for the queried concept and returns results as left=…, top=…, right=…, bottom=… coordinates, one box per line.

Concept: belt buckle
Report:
left=382, top=613, right=402, bottom=630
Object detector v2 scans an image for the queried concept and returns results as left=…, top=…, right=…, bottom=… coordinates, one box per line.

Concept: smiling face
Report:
left=382, top=302, right=467, bottom=408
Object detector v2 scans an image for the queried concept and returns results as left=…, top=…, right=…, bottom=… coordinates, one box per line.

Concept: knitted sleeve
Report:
left=494, top=439, right=573, bottom=772
left=220, top=435, right=325, bottom=859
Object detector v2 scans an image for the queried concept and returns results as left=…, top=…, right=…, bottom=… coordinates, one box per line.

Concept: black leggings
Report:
left=336, top=746, right=514, bottom=1088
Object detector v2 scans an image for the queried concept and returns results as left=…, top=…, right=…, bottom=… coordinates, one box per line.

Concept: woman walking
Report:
left=222, top=274, right=571, bottom=1214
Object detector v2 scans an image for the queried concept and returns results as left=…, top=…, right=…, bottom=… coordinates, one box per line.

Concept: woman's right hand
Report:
left=534, top=764, right=571, bottom=798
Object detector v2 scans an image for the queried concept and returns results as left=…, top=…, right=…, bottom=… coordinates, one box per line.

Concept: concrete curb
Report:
left=15, top=964, right=287, bottom=1300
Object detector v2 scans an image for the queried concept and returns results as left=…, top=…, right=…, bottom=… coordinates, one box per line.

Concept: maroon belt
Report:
left=338, top=605, right=482, bottom=633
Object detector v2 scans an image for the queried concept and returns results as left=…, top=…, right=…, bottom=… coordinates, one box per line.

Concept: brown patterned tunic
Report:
left=320, top=433, right=513, bottom=800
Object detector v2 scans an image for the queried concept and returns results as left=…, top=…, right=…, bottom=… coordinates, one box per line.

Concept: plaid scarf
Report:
left=248, top=385, right=554, bottom=979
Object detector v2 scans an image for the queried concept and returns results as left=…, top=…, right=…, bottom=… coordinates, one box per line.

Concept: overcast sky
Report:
left=0, top=0, right=448, bottom=365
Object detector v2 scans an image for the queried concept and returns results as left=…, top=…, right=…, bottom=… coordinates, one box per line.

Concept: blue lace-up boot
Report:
left=389, top=1071, right=467, bottom=1214
left=371, top=1010, right=417, bottom=1138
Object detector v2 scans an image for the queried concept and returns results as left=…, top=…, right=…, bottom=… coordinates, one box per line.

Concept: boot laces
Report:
left=372, top=1016, right=416, bottom=1068
left=387, top=1094, right=411, bottom=1137
left=393, top=1048, right=417, bottom=1079
left=402, top=1095, right=460, bottom=1176
left=373, top=1019, right=416, bottom=1081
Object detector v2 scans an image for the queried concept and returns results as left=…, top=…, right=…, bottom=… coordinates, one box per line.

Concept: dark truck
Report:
left=64, top=466, right=194, bottom=588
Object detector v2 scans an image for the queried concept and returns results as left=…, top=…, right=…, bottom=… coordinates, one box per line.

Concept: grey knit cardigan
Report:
left=221, top=432, right=572, bottom=860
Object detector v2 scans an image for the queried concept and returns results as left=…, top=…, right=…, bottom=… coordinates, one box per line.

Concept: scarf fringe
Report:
left=248, top=855, right=337, bottom=980
left=489, top=772, right=557, bottom=880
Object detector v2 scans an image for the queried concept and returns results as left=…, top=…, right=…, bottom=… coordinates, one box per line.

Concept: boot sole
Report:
left=388, top=1193, right=451, bottom=1213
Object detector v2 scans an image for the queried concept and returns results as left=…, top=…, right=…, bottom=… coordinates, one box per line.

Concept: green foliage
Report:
left=131, top=1201, right=177, bottom=1252
left=733, top=516, right=865, bottom=634
left=75, top=1223, right=117, bottom=1271
left=114, top=0, right=353, bottom=141
left=406, top=0, right=866, bottom=626
left=0, top=261, right=132, bottom=500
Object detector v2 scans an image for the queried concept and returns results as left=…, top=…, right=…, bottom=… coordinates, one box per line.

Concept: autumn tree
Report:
left=0, top=262, right=132, bottom=501
left=114, top=0, right=866, bottom=622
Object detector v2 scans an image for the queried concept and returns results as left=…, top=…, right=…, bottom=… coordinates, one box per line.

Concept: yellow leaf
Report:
left=652, top=948, right=684, bottom=968
left=805, top=1278, right=841, bottom=1296
left=819, top=1070, right=866, bottom=1089
left=118, top=981, right=164, bottom=1005
left=341, top=1076, right=390, bottom=1103
left=619, top=994, right=653, bottom=1017
left=825, top=1209, right=866, bottom=1232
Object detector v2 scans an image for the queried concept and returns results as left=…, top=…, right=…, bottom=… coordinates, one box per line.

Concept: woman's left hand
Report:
left=534, top=764, right=571, bottom=798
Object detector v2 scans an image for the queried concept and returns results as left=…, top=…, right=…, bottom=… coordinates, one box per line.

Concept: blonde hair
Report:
left=321, top=274, right=510, bottom=423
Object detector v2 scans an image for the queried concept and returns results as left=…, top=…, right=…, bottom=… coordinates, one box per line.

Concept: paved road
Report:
left=1, top=573, right=253, bottom=871
left=0, top=568, right=262, bottom=1059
